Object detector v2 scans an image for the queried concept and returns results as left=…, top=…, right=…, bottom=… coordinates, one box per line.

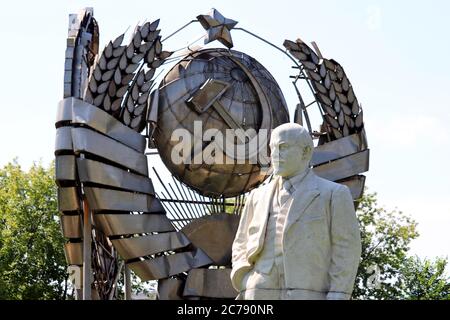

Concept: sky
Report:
left=0, top=0, right=449, bottom=261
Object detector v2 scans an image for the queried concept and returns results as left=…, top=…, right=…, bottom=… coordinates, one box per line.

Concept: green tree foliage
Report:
left=0, top=160, right=68, bottom=299
left=353, top=191, right=419, bottom=299
left=116, top=271, right=158, bottom=300
left=399, top=256, right=450, bottom=300
left=353, top=191, right=450, bottom=300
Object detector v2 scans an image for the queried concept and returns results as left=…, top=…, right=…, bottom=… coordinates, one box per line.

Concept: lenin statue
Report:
left=231, top=123, right=361, bottom=300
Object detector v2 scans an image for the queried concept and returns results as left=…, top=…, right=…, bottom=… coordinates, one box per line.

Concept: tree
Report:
left=1, top=159, right=447, bottom=300
left=0, top=160, right=69, bottom=299
left=353, top=191, right=450, bottom=300
left=116, top=271, right=158, bottom=300
left=353, top=191, right=419, bottom=299
left=399, top=256, right=450, bottom=300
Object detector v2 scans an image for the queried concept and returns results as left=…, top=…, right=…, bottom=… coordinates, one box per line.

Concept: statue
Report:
left=59, top=8, right=369, bottom=300
left=231, top=123, right=362, bottom=300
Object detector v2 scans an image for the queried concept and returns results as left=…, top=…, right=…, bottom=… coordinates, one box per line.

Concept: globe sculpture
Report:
left=55, top=8, right=369, bottom=300
left=154, top=49, right=289, bottom=198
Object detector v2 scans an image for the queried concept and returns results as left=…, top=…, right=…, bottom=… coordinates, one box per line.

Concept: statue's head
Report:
left=269, top=123, right=314, bottom=178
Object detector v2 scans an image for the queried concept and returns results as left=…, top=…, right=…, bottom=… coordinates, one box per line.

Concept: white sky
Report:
left=0, top=0, right=449, bottom=261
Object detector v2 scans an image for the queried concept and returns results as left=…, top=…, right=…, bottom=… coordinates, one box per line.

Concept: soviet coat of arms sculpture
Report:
left=56, top=8, right=369, bottom=300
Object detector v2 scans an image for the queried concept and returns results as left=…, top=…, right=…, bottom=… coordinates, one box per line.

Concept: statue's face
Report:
left=269, top=124, right=313, bottom=178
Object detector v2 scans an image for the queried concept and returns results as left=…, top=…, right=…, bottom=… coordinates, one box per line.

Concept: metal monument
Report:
left=55, top=8, right=369, bottom=300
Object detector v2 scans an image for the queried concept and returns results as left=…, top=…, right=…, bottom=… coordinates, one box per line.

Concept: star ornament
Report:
left=197, top=8, right=238, bottom=49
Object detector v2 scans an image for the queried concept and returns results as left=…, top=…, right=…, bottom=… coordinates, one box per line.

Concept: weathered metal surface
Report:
left=157, top=278, right=184, bottom=300
left=312, top=131, right=367, bottom=166
left=55, top=155, right=77, bottom=184
left=77, top=158, right=154, bottom=194
left=181, top=213, right=240, bottom=266
left=83, top=19, right=162, bottom=133
left=61, top=214, right=82, bottom=238
left=284, top=38, right=366, bottom=140
left=149, top=196, right=166, bottom=213
left=94, top=213, right=173, bottom=236
left=71, top=127, right=148, bottom=176
left=65, top=8, right=98, bottom=100
left=56, top=98, right=146, bottom=152
left=147, top=89, right=159, bottom=123
left=55, top=127, right=73, bottom=154
left=111, top=232, right=191, bottom=260
left=84, top=187, right=156, bottom=212
left=64, top=241, right=83, bottom=265
left=155, top=48, right=289, bottom=197
left=56, top=98, right=74, bottom=123
left=183, top=268, right=237, bottom=298
left=57, top=187, right=80, bottom=212
left=64, top=15, right=76, bottom=99
left=127, top=249, right=212, bottom=281
left=197, top=9, right=238, bottom=48
left=337, top=175, right=366, bottom=200
left=313, top=149, right=369, bottom=182
left=187, top=79, right=243, bottom=134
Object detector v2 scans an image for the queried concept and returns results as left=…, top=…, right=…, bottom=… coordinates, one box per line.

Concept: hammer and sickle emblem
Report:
left=186, top=78, right=248, bottom=144
left=186, top=55, right=273, bottom=168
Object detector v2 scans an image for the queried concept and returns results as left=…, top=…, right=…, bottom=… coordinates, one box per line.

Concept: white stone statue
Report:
left=231, top=123, right=361, bottom=300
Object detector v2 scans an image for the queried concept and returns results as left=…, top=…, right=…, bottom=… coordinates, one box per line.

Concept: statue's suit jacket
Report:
left=231, top=169, right=361, bottom=300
